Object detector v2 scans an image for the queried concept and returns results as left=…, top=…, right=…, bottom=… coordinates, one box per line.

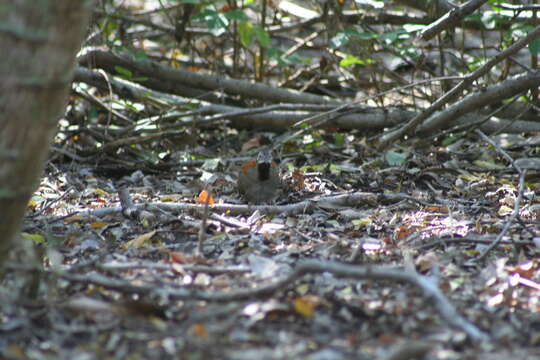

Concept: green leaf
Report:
left=208, top=12, right=229, bottom=36
left=352, top=218, right=372, bottom=227
left=480, top=11, right=508, bottom=30
left=238, top=20, right=254, bottom=47
left=529, top=37, right=540, bottom=56
left=22, top=232, right=46, bottom=244
left=340, top=55, right=361, bottom=67
left=339, top=55, right=372, bottom=68
left=114, top=66, right=133, bottom=78
left=266, top=47, right=286, bottom=65
left=224, top=9, right=248, bottom=21
left=353, top=31, right=378, bottom=40
left=380, top=29, right=408, bottom=43
left=134, top=51, right=149, bottom=61
left=330, top=29, right=378, bottom=49
left=202, top=158, right=221, bottom=171
left=384, top=151, right=408, bottom=166
left=253, top=26, right=270, bottom=48
left=193, top=8, right=229, bottom=36
left=334, top=133, right=345, bottom=147
left=330, top=32, right=350, bottom=49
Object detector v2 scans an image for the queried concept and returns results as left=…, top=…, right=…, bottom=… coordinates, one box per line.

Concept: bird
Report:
left=237, top=150, right=280, bottom=204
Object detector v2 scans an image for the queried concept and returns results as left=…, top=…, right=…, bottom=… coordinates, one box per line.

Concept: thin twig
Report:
left=419, top=0, right=489, bottom=41
left=477, top=170, right=527, bottom=261
left=474, top=129, right=526, bottom=261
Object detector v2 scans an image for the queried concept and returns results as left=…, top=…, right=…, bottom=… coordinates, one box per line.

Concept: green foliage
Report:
left=331, top=25, right=424, bottom=69
left=99, top=18, right=118, bottom=40
left=192, top=6, right=229, bottom=36
left=238, top=21, right=270, bottom=48
left=513, top=26, right=540, bottom=56
left=113, top=66, right=148, bottom=82
left=330, top=29, right=378, bottom=49
left=253, top=26, right=270, bottom=48
left=384, top=150, right=408, bottom=166
left=529, top=37, right=540, bottom=56
left=185, top=3, right=271, bottom=50
left=224, top=9, right=248, bottom=21
left=114, top=66, right=132, bottom=78
left=334, top=133, right=345, bottom=147
left=339, top=55, right=373, bottom=68
left=302, top=133, right=322, bottom=151
left=238, top=20, right=254, bottom=47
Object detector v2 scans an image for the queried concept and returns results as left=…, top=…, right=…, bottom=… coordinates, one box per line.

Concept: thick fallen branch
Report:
left=418, top=71, right=540, bottom=135
left=78, top=50, right=338, bottom=105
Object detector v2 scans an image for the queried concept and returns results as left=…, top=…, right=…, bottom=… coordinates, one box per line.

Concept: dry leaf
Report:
left=292, top=169, right=306, bottom=190
left=293, top=295, right=320, bottom=318
left=507, top=260, right=536, bottom=278
left=197, top=190, right=215, bottom=205
left=241, top=137, right=264, bottom=152
left=416, top=252, right=439, bottom=273
left=90, top=221, right=107, bottom=229
left=191, top=323, right=208, bottom=339
left=123, top=230, right=157, bottom=248
left=64, top=216, right=86, bottom=223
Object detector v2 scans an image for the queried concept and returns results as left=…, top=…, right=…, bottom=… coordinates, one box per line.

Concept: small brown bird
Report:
left=237, top=150, right=280, bottom=204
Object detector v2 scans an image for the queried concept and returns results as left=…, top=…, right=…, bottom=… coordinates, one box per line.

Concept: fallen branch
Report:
left=54, top=259, right=488, bottom=343
left=379, top=24, right=540, bottom=147
left=418, top=71, right=540, bottom=135
left=78, top=50, right=338, bottom=105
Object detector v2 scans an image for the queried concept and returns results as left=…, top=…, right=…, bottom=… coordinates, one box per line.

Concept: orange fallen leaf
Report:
left=170, top=251, right=197, bottom=264
left=508, top=260, right=536, bottom=278
left=197, top=190, right=215, bottom=205
left=395, top=225, right=412, bottom=240
left=191, top=323, right=208, bottom=339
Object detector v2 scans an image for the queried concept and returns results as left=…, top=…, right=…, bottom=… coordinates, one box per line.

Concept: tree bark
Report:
left=0, top=1, right=92, bottom=265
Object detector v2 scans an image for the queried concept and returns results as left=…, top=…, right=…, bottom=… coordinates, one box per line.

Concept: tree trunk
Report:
left=0, top=1, right=92, bottom=266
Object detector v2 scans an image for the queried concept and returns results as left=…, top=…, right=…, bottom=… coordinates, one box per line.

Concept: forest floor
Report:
left=2, top=124, right=540, bottom=360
